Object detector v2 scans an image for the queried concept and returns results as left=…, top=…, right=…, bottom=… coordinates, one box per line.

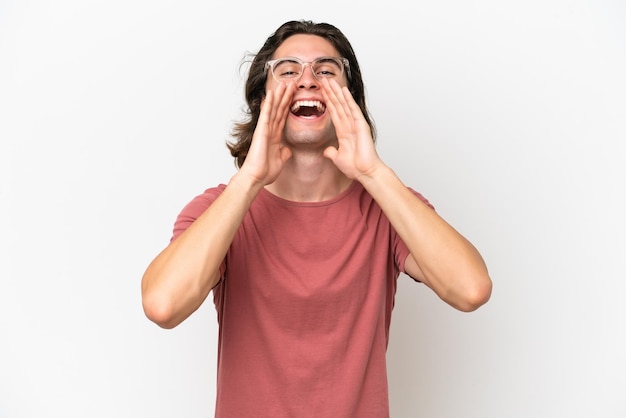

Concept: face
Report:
left=267, top=34, right=349, bottom=149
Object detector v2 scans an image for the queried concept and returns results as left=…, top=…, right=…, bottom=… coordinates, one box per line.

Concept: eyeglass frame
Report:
left=264, top=56, right=351, bottom=83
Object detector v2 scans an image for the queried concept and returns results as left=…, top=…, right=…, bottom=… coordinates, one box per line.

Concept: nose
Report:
left=298, top=63, right=319, bottom=89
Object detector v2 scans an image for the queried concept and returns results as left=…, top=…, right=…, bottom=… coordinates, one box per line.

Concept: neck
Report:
left=265, top=151, right=352, bottom=202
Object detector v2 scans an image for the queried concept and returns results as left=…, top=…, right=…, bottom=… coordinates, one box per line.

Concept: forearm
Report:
left=141, top=172, right=263, bottom=328
left=358, top=164, right=492, bottom=311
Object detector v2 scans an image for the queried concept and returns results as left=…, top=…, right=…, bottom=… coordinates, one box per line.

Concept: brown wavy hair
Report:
left=227, top=20, right=376, bottom=168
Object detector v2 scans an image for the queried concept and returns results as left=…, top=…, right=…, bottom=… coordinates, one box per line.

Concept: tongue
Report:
left=294, top=106, right=321, bottom=117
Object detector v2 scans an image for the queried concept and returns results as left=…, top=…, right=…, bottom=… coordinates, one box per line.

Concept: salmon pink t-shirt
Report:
left=172, top=181, right=433, bottom=418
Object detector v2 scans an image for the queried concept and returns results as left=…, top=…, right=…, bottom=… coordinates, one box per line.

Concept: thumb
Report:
left=280, top=146, right=293, bottom=163
left=323, top=145, right=338, bottom=162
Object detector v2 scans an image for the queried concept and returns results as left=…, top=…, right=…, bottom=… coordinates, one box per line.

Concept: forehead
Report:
left=273, top=34, right=340, bottom=60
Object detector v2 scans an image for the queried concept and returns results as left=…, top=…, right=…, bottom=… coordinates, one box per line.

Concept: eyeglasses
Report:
left=265, top=56, right=350, bottom=82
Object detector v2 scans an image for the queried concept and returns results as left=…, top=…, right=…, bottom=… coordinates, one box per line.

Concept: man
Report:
left=142, top=20, right=492, bottom=418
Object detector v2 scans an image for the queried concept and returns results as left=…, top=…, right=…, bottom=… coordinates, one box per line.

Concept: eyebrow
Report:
left=272, top=56, right=341, bottom=62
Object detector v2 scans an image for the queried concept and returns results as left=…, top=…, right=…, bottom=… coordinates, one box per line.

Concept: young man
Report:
left=142, top=20, right=492, bottom=418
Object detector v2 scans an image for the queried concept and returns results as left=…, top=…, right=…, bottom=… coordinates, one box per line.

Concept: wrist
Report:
left=355, top=161, right=391, bottom=186
left=229, top=170, right=266, bottom=197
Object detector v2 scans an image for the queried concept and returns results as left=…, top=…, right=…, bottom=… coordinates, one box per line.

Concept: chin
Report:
left=284, top=124, right=337, bottom=147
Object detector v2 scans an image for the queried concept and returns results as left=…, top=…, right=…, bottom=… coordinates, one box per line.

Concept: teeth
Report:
left=290, top=100, right=325, bottom=113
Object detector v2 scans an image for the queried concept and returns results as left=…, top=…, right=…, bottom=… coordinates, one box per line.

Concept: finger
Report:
left=265, top=82, right=293, bottom=136
left=258, top=89, right=274, bottom=128
left=328, top=80, right=370, bottom=136
left=274, top=82, right=294, bottom=127
left=264, top=83, right=282, bottom=126
left=330, top=79, right=363, bottom=125
left=321, top=79, right=346, bottom=121
left=327, top=79, right=353, bottom=118
left=321, top=82, right=348, bottom=136
left=340, top=85, right=364, bottom=122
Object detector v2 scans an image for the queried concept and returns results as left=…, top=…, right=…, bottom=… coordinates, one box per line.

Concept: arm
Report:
left=321, top=79, right=492, bottom=312
left=360, top=167, right=491, bottom=312
left=141, top=175, right=262, bottom=329
left=141, top=82, right=295, bottom=328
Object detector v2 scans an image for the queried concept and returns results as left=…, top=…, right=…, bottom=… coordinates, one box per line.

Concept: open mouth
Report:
left=290, top=100, right=326, bottom=118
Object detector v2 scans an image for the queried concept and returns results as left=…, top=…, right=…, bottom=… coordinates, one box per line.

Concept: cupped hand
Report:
left=321, top=78, right=384, bottom=180
left=239, top=82, right=294, bottom=185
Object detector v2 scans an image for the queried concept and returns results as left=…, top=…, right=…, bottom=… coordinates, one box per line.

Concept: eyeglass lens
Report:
left=272, top=58, right=343, bottom=81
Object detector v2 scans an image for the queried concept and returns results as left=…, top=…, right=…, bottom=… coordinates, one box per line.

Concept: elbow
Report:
left=454, top=273, right=493, bottom=312
left=141, top=287, right=180, bottom=329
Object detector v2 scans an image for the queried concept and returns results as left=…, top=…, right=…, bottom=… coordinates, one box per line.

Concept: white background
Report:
left=1, top=1, right=625, bottom=417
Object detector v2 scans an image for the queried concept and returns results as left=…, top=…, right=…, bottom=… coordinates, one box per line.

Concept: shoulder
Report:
left=171, top=184, right=227, bottom=241
left=408, top=187, right=435, bottom=210
left=181, top=184, right=228, bottom=214
left=353, top=182, right=435, bottom=211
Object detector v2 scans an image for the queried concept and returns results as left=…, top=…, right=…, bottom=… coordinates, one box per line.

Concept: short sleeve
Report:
left=169, top=184, right=228, bottom=283
left=171, top=184, right=227, bottom=242
left=392, top=188, right=435, bottom=277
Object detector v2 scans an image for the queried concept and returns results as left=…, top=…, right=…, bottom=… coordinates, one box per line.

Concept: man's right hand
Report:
left=238, top=81, right=295, bottom=187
